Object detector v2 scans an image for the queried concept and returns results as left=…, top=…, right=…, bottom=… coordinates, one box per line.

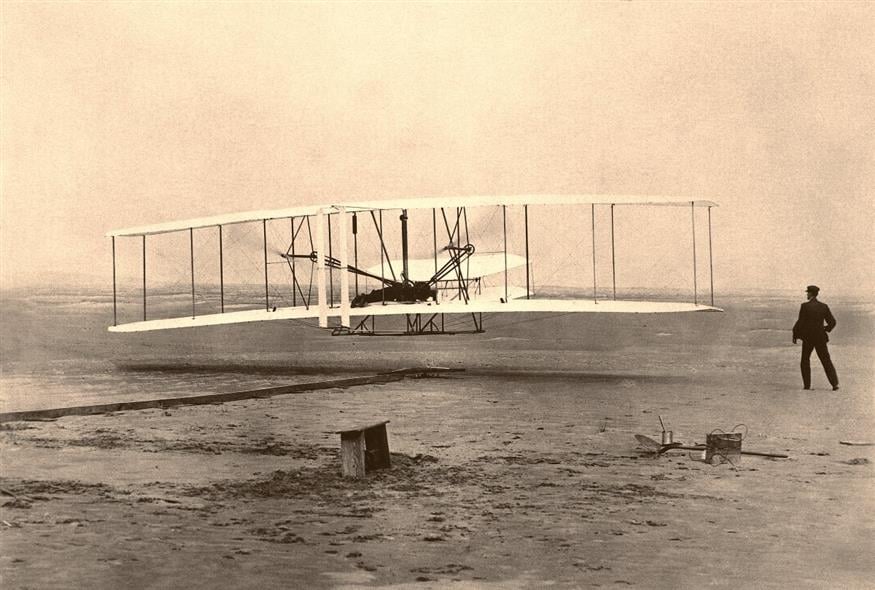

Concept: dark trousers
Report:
left=800, top=339, right=839, bottom=389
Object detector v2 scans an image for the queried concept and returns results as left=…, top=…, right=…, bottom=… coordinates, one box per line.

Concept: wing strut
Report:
left=327, top=214, right=334, bottom=308
left=691, top=201, right=698, bottom=306
left=502, top=205, right=508, bottom=303
left=708, top=206, right=715, bottom=306
left=262, top=220, right=270, bottom=311
left=316, top=209, right=328, bottom=327
left=111, top=237, right=117, bottom=326
left=190, top=228, right=196, bottom=319
left=142, top=235, right=147, bottom=321
left=289, top=217, right=296, bottom=308
left=524, top=205, right=530, bottom=300
left=432, top=208, right=438, bottom=281
left=352, top=213, right=359, bottom=296
left=610, top=204, right=616, bottom=301
left=379, top=210, right=385, bottom=305
left=400, top=209, right=410, bottom=285
left=338, top=207, right=350, bottom=329
left=218, top=225, right=225, bottom=313
left=591, top=204, right=597, bottom=303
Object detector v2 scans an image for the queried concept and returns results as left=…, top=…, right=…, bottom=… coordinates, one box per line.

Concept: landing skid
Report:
left=331, top=313, right=485, bottom=336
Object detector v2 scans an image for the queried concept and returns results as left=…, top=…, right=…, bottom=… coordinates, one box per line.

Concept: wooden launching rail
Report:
left=0, top=367, right=460, bottom=423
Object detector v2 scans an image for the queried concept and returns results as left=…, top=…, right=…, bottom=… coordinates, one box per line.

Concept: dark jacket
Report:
left=793, top=299, right=836, bottom=343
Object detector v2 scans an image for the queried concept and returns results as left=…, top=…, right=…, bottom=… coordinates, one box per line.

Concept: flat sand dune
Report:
left=1, top=290, right=873, bottom=588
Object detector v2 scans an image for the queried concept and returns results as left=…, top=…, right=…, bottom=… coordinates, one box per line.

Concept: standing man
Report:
left=792, top=285, right=839, bottom=391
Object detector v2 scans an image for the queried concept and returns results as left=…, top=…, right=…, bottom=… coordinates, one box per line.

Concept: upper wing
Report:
left=339, top=194, right=718, bottom=212
left=108, top=195, right=718, bottom=237
left=107, top=205, right=323, bottom=237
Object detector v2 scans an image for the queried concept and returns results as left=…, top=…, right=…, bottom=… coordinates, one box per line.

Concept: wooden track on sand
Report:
left=0, top=367, right=459, bottom=423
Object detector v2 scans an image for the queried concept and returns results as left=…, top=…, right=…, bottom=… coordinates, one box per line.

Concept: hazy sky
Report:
left=2, top=2, right=873, bottom=296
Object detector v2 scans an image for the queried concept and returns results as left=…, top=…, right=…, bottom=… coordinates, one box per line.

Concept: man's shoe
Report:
left=832, top=385, right=840, bottom=391
left=803, top=387, right=811, bottom=390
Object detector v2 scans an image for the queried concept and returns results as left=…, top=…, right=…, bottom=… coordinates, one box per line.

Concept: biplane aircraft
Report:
left=107, top=195, right=721, bottom=336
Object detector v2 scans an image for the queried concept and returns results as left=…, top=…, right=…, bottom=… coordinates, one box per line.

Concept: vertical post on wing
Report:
left=338, top=207, right=350, bottom=329
left=456, top=208, right=462, bottom=301
left=327, top=214, right=334, bottom=308
left=305, top=217, right=314, bottom=307
left=379, top=210, right=385, bottom=305
left=190, top=228, right=196, bottom=319
left=111, top=236, right=117, bottom=326
left=708, top=205, right=714, bottom=306
left=400, top=209, right=410, bottom=285
left=352, top=213, right=359, bottom=297
left=218, top=225, right=224, bottom=314
left=591, top=204, right=597, bottom=303
left=524, top=204, right=530, bottom=300
left=502, top=205, right=508, bottom=303
left=142, top=235, right=147, bottom=321
left=462, top=207, right=471, bottom=298
left=263, top=219, right=270, bottom=312
left=691, top=201, right=698, bottom=306
left=290, top=217, right=297, bottom=307
left=316, top=208, right=328, bottom=327
left=432, top=208, right=439, bottom=304
left=432, top=208, right=437, bottom=273
left=610, top=204, right=616, bottom=301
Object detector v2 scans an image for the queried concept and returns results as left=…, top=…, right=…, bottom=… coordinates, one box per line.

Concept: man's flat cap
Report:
left=806, top=285, right=820, bottom=295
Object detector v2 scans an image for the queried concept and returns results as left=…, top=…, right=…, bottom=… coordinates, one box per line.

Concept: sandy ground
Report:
left=1, top=290, right=873, bottom=588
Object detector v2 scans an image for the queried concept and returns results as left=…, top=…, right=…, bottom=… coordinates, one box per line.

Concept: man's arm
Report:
left=792, top=304, right=804, bottom=343
left=824, top=304, right=836, bottom=333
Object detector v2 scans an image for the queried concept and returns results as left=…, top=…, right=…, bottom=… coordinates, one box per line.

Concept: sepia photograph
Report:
left=1, top=2, right=873, bottom=588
